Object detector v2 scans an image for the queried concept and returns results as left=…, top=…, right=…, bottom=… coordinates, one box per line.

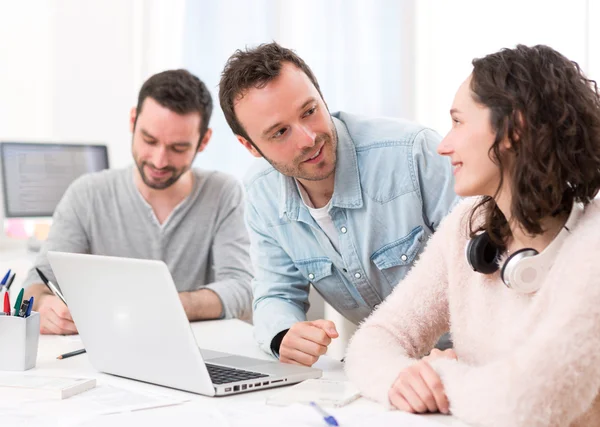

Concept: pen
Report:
left=57, top=348, right=86, bottom=360
left=25, top=296, right=33, bottom=317
left=5, top=273, right=16, bottom=291
left=4, top=292, right=11, bottom=315
left=309, top=402, right=339, bottom=427
left=1, top=269, right=11, bottom=285
left=13, top=288, right=24, bottom=316
left=17, top=299, right=30, bottom=317
left=35, top=268, right=67, bottom=306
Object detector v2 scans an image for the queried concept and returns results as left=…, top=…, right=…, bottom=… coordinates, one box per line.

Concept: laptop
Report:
left=46, top=251, right=322, bottom=396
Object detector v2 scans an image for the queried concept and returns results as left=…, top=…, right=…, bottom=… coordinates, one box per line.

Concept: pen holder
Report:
left=0, top=312, right=40, bottom=371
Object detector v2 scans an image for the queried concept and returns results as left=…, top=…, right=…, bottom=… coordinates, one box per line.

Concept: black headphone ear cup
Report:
left=467, top=232, right=500, bottom=274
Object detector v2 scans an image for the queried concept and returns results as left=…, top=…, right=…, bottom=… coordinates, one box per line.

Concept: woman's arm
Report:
left=344, top=200, right=468, bottom=406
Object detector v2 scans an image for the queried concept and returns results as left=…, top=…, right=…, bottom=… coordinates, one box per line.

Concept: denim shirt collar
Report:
left=278, top=115, right=363, bottom=220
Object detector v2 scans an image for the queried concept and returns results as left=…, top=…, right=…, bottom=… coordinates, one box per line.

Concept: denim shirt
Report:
left=244, top=111, right=458, bottom=355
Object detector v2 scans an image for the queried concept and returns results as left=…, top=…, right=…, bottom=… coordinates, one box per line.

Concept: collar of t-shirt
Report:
left=295, top=180, right=340, bottom=252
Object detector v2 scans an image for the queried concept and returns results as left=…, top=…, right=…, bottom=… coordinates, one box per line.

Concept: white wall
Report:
left=589, top=1, right=600, bottom=81
left=0, top=1, right=55, bottom=140
left=415, top=0, right=594, bottom=136
left=0, top=0, right=138, bottom=169
left=51, top=0, right=138, bottom=169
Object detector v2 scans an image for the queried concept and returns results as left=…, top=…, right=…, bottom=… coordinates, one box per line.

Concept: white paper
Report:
left=0, top=384, right=187, bottom=426
left=219, top=402, right=451, bottom=427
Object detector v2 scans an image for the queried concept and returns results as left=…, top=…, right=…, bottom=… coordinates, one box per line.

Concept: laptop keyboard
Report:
left=205, top=363, right=269, bottom=385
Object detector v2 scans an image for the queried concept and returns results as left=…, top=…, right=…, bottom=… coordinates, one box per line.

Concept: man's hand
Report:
left=388, top=349, right=457, bottom=414
left=37, top=294, right=77, bottom=335
left=279, top=320, right=338, bottom=367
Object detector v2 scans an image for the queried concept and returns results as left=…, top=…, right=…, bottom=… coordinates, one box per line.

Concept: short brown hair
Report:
left=136, top=69, right=213, bottom=140
left=219, top=42, right=323, bottom=142
left=468, top=44, right=600, bottom=245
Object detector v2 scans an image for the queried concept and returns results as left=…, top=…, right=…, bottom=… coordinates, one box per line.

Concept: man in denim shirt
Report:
left=219, top=42, right=458, bottom=366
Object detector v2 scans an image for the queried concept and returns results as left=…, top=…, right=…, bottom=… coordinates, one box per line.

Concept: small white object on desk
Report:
left=266, top=378, right=361, bottom=407
left=0, top=373, right=96, bottom=399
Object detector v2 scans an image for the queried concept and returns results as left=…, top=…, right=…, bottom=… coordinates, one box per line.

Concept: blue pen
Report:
left=309, top=402, right=339, bottom=427
left=25, top=297, right=33, bottom=317
left=1, top=269, right=11, bottom=285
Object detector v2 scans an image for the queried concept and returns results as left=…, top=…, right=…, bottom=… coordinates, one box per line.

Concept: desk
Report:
left=21, top=319, right=470, bottom=426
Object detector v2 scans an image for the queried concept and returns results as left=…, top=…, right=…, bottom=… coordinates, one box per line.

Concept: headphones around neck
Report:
left=465, top=202, right=584, bottom=294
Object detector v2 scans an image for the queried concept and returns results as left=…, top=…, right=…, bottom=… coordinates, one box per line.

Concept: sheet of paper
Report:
left=0, top=384, right=188, bottom=426
left=218, top=402, right=452, bottom=427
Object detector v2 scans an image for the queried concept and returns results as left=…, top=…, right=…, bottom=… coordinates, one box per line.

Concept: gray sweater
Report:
left=23, top=166, right=253, bottom=319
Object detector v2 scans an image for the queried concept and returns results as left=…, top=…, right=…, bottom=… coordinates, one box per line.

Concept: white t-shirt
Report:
left=295, top=180, right=340, bottom=252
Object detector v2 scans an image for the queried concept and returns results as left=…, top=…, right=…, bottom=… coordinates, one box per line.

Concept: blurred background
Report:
left=1, top=0, right=598, bottom=179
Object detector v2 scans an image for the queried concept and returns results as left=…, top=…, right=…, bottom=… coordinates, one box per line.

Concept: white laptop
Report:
left=46, top=251, right=322, bottom=396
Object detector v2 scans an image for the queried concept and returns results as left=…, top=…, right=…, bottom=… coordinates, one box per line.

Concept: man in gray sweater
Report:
left=23, top=70, right=253, bottom=335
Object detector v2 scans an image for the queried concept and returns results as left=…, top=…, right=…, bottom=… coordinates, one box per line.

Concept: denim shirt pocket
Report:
left=295, top=257, right=358, bottom=310
left=370, top=226, right=425, bottom=286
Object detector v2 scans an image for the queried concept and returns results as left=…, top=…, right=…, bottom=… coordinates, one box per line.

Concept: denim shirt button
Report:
left=340, top=226, right=348, bottom=234
left=401, top=254, right=408, bottom=261
left=308, top=273, right=315, bottom=280
left=354, top=272, right=361, bottom=279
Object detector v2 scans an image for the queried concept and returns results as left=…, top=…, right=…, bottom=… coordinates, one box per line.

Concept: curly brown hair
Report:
left=467, top=44, right=600, bottom=246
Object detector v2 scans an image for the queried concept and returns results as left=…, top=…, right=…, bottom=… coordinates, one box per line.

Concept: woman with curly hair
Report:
left=344, top=44, right=600, bottom=427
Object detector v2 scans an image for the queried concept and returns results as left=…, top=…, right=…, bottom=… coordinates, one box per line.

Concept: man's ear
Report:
left=237, top=135, right=262, bottom=158
left=196, top=128, right=213, bottom=153
left=129, top=107, right=137, bottom=133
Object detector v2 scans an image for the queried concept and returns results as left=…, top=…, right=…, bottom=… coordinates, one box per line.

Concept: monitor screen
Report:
left=0, top=142, right=109, bottom=218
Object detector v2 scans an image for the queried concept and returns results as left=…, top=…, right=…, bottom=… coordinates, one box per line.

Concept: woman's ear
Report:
left=504, top=111, right=525, bottom=150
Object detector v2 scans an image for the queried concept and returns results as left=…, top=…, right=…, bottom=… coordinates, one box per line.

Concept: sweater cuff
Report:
left=428, top=358, right=469, bottom=414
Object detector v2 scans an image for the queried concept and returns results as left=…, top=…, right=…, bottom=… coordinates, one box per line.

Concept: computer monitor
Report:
left=0, top=142, right=109, bottom=218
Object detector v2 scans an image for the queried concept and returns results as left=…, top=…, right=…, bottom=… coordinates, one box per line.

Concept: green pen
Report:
left=13, top=288, right=24, bottom=316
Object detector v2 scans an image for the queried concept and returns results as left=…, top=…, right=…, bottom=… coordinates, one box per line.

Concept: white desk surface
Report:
left=14, top=319, right=469, bottom=427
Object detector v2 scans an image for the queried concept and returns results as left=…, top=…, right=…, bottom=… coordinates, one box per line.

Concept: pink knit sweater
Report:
left=344, top=198, right=600, bottom=427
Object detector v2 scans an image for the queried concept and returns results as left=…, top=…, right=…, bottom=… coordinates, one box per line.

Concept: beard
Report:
left=260, top=121, right=338, bottom=181
left=134, top=160, right=189, bottom=190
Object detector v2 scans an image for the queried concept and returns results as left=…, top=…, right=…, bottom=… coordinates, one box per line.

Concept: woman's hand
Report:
left=388, top=349, right=457, bottom=414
